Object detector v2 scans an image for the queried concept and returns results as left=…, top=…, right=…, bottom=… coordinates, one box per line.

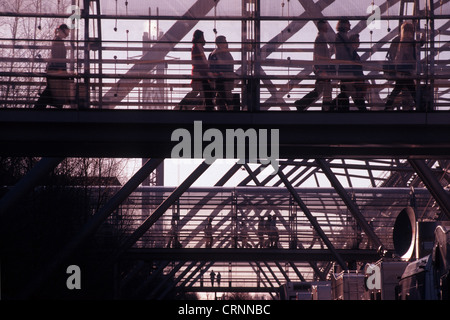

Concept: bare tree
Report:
left=1, top=0, right=74, bottom=108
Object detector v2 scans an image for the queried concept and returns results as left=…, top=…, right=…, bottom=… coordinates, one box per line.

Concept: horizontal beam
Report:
left=3, top=11, right=449, bottom=21
left=180, top=286, right=276, bottom=293
left=48, top=185, right=432, bottom=196
left=122, top=248, right=381, bottom=262
left=1, top=110, right=450, bottom=158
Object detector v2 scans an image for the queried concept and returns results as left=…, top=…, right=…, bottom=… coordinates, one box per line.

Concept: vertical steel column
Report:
left=82, top=0, right=91, bottom=108
left=232, top=190, right=238, bottom=248
left=288, top=195, right=298, bottom=249
left=242, top=0, right=260, bottom=112
left=93, top=0, right=103, bottom=108
left=427, top=0, right=435, bottom=111
left=253, top=0, right=261, bottom=112
left=241, top=0, right=248, bottom=110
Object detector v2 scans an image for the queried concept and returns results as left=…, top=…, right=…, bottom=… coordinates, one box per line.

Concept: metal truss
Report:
left=1, top=0, right=450, bottom=300
left=2, top=0, right=450, bottom=111
left=7, top=157, right=445, bottom=298
left=109, top=157, right=448, bottom=297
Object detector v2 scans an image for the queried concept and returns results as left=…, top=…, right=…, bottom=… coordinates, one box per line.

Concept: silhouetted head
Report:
left=317, top=19, right=328, bottom=33
left=336, top=19, right=351, bottom=32
left=192, top=29, right=205, bottom=45
left=400, top=21, right=414, bottom=40
left=215, top=35, right=228, bottom=49
left=56, top=23, right=70, bottom=38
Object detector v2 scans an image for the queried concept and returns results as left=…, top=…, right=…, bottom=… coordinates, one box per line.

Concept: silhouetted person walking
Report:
left=205, top=217, right=213, bottom=248
left=348, top=33, right=367, bottom=111
left=210, top=270, right=216, bottom=287
left=209, top=35, right=235, bottom=111
left=34, top=24, right=70, bottom=109
left=217, top=272, right=221, bottom=287
left=385, top=22, right=420, bottom=110
left=295, top=19, right=333, bottom=111
left=257, top=216, right=266, bottom=248
left=179, top=30, right=214, bottom=110
left=334, top=19, right=353, bottom=111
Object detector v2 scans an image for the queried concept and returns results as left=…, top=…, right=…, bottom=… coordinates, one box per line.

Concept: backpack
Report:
left=386, top=36, right=400, bottom=61
left=384, top=36, right=417, bottom=76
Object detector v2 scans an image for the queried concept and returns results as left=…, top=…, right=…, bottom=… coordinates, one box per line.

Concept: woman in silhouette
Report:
left=34, top=23, right=70, bottom=109
left=179, top=30, right=214, bottom=110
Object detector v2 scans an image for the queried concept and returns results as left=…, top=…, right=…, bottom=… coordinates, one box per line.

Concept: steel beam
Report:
left=178, top=261, right=207, bottom=289
left=146, top=261, right=185, bottom=299
left=102, top=185, right=432, bottom=197
left=167, top=163, right=240, bottom=246
left=288, top=261, right=306, bottom=282
left=275, top=261, right=290, bottom=283
left=131, top=260, right=170, bottom=298
left=157, top=261, right=197, bottom=300
left=119, top=261, right=146, bottom=290
left=254, top=261, right=278, bottom=299
left=408, top=159, right=450, bottom=219
left=123, top=248, right=380, bottom=263
left=277, top=169, right=349, bottom=270
left=185, top=262, right=213, bottom=289
left=296, top=241, right=328, bottom=281
left=181, top=286, right=276, bottom=293
left=177, top=161, right=242, bottom=234
left=316, top=159, right=385, bottom=252
left=0, top=157, right=64, bottom=219
left=114, top=160, right=213, bottom=259
left=102, top=0, right=220, bottom=105
left=264, top=262, right=282, bottom=287
left=18, top=158, right=164, bottom=299
left=2, top=110, right=450, bottom=158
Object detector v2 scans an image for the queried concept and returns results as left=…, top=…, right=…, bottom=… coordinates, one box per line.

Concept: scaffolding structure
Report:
left=1, top=0, right=450, bottom=300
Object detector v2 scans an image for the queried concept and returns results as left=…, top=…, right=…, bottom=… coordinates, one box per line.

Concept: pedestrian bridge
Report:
left=1, top=109, right=450, bottom=159
left=2, top=0, right=450, bottom=300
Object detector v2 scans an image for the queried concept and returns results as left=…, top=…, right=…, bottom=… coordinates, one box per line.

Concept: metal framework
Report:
left=1, top=0, right=450, bottom=111
left=1, top=0, right=450, bottom=300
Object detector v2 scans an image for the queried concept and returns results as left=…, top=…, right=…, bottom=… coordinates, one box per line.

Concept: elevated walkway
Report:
left=123, top=248, right=381, bottom=262
left=1, top=109, right=450, bottom=158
